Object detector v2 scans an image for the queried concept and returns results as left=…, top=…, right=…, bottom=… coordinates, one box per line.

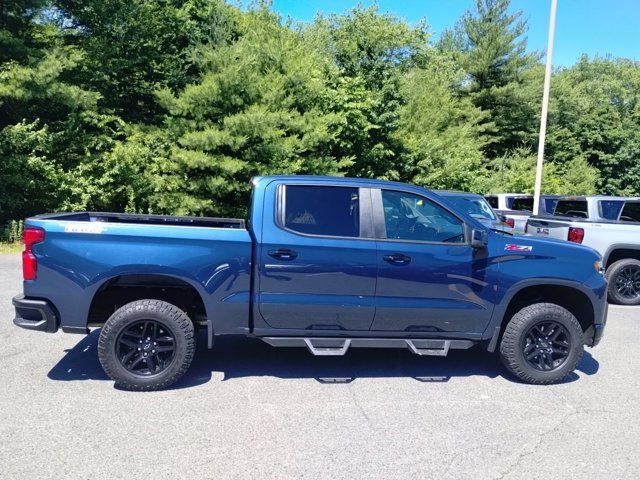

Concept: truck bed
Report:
left=22, top=210, right=253, bottom=336
left=33, top=211, right=246, bottom=229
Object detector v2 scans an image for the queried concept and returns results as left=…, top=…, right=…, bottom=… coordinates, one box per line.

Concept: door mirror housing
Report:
left=471, top=228, right=488, bottom=249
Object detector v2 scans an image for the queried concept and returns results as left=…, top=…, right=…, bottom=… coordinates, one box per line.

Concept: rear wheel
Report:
left=98, top=299, right=195, bottom=391
left=499, top=303, right=584, bottom=385
left=606, top=259, right=640, bottom=305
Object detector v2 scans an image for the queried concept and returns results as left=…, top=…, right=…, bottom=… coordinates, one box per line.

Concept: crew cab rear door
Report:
left=370, top=188, right=495, bottom=335
left=256, top=182, right=377, bottom=331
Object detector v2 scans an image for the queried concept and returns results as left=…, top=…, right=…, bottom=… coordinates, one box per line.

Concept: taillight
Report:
left=22, top=227, right=45, bottom=281
left=568, top=227, right=584, bottom=244
left=505, top=218, right=515, bottom=228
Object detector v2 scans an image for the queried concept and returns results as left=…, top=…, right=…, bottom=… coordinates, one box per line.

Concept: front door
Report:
left=371, top=189, right=495, bottom=334
left=258, top=184, right=377, bottom=331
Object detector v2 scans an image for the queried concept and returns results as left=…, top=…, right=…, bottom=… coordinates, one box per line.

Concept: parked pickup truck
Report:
left=484, top=193, right=560, bottom=233
left=526, top=196, right=640, bottom=305
left=435, top=190, right=514, bottom=233
left=13, top=176, right=607, bottom=390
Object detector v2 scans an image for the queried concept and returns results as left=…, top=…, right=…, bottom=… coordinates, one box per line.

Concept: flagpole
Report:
left=533, top=0, right=558, bottom=215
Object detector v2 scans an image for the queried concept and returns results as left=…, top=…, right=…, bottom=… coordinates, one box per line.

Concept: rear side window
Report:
left=599, top=200, right=624, bottom=220
left=620, top=202, right=640, bottom=222
left=283, top=185, right=360, bottom=237
left=554, top=200, right=588, bottom=218
left=510, top=197, right=534, bottom=211
left=485, top=196, right=498, bottom=208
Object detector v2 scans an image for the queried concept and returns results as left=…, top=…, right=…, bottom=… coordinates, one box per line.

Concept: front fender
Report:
left=484, top=275, right=607, bottom=350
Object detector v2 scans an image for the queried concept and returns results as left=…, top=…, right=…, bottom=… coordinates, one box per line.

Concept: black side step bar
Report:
left=260, top=337, right=474, bottom=357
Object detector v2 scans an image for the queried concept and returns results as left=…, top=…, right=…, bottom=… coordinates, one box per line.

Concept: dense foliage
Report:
left=1, top=0, right=638, bottom=223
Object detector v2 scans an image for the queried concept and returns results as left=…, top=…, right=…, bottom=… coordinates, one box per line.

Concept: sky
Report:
left=270, top=0, right=640, bottom=67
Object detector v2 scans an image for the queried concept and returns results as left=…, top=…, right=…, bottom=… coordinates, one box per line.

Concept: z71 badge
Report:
left=505, top=244, right=533, bottom=252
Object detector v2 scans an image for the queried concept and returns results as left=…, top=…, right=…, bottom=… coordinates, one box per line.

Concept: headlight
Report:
left=594, top=260, right=605, bottom=275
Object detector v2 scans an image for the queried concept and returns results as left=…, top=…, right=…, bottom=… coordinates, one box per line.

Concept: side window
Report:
left=511, top=197, right=534, bottom=211
left=600, top=200, right=624, bottom=220
left=381, top=190, right=465, bottom=243
left=554, top=200, right=588, bottom=218
left=283, top=185, right=360, bottom=237
left=543, top=198, right=558, bottom=214
left=485, top=196, right=498, bottom=208
left=620, top=202, right=640, bottom=222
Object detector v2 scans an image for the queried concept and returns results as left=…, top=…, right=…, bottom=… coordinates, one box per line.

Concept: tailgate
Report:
left=525, top=217, right=572, bottom=240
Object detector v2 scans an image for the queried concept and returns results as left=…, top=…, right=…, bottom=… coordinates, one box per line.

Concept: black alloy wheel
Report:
left=98, top=300, right=195, bottom=391
left=521, top=321, right=570, bottom=372
left=116, top=320, right=176, bottom=376
left=614, top=264, right=640, bottom=300
left=499, top=302, right=584, bottom=385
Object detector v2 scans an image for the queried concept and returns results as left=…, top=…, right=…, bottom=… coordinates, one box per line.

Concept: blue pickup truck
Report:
left=13, top=176, right=607, bottom=390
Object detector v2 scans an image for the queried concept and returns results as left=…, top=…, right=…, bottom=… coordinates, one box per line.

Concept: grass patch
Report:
left=0, top=242, right=21, bottom=254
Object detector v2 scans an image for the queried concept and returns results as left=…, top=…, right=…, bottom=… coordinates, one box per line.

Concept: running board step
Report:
left=405, top=339, right=450, bottom=356
left=260, top=337, right=473, bottom=356
left=304, top=338, right=351, bottom=356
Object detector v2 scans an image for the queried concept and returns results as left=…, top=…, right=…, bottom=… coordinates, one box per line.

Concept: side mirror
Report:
left=471, top=228, right=488, bottom=249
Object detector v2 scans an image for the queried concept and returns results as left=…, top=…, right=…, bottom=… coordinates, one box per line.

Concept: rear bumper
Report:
left=13, top=295, right=59, bottom=333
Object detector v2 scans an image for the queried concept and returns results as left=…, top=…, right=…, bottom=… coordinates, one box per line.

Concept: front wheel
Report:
left=98, top=299, right=195, bottom=391
left=499, top=303, right=584, bottom=385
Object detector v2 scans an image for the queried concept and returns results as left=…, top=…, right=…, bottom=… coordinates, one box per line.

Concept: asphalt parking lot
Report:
left=1, top=253, right=639, bottom=479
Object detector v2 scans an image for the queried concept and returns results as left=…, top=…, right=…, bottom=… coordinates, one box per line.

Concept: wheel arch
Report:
left=603, top=245, right=640, bottom=269
left=87, top=273, right=209, bottom=329
left=487, top=280, right=596, bottom=352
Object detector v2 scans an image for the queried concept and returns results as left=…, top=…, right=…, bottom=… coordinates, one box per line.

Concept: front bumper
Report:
left=591, top=323, right=605, bottom=347
left=587, top=301, right=608, bottom=347
left=13, top=295, right=59, bottom=333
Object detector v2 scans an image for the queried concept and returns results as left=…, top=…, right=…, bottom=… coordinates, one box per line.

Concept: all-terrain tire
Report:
left=605, top=258, right=640, bottom=305
left=98, top=299, right=195, bottom=391
left=499, top=303, right=584, bottom=385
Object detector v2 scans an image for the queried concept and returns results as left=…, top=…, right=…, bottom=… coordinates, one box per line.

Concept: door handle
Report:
left=268, top=248, right=298, bottom=261
left=383, top=253, right=411, bottom=265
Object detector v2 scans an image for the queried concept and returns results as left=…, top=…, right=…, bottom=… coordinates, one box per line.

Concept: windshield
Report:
left=446, top=196, right=497, bottom=221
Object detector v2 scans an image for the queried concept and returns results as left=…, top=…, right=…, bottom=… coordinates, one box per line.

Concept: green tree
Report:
left=547, top=57, right=640, bottom=195
left=152, top=7, right=354, bottom=217
left=53, top=0, right=239, bottom=122
left=484, top=147, right=597, bottom=195
left=441, top=0, right=541, bottom=158
left=395, top=52, right=489, bottom=192
left=0, top=0, right=47, bottom=62
left=308, top=6, right=428, bottom=179
left=0, top=0, right=104, bottom=222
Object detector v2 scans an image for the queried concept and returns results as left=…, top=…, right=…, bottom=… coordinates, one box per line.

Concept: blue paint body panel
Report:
left=19, top=175, right=608, bottom=346
left=24, top=219, right=252, bottom=335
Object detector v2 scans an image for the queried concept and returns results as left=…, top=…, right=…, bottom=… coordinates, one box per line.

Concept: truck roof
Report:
left=252, top=175, right=429, bottom=190
left=484, top=193, right=530, bottom=197
left=555, top=195, right=640, bottom=201
left=435, top=190, right=484, bottom=198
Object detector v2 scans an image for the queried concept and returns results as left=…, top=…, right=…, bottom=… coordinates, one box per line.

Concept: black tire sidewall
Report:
left=606, top=259, right=640, bottom=306
left=98, top=300, right=195, bottom=390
